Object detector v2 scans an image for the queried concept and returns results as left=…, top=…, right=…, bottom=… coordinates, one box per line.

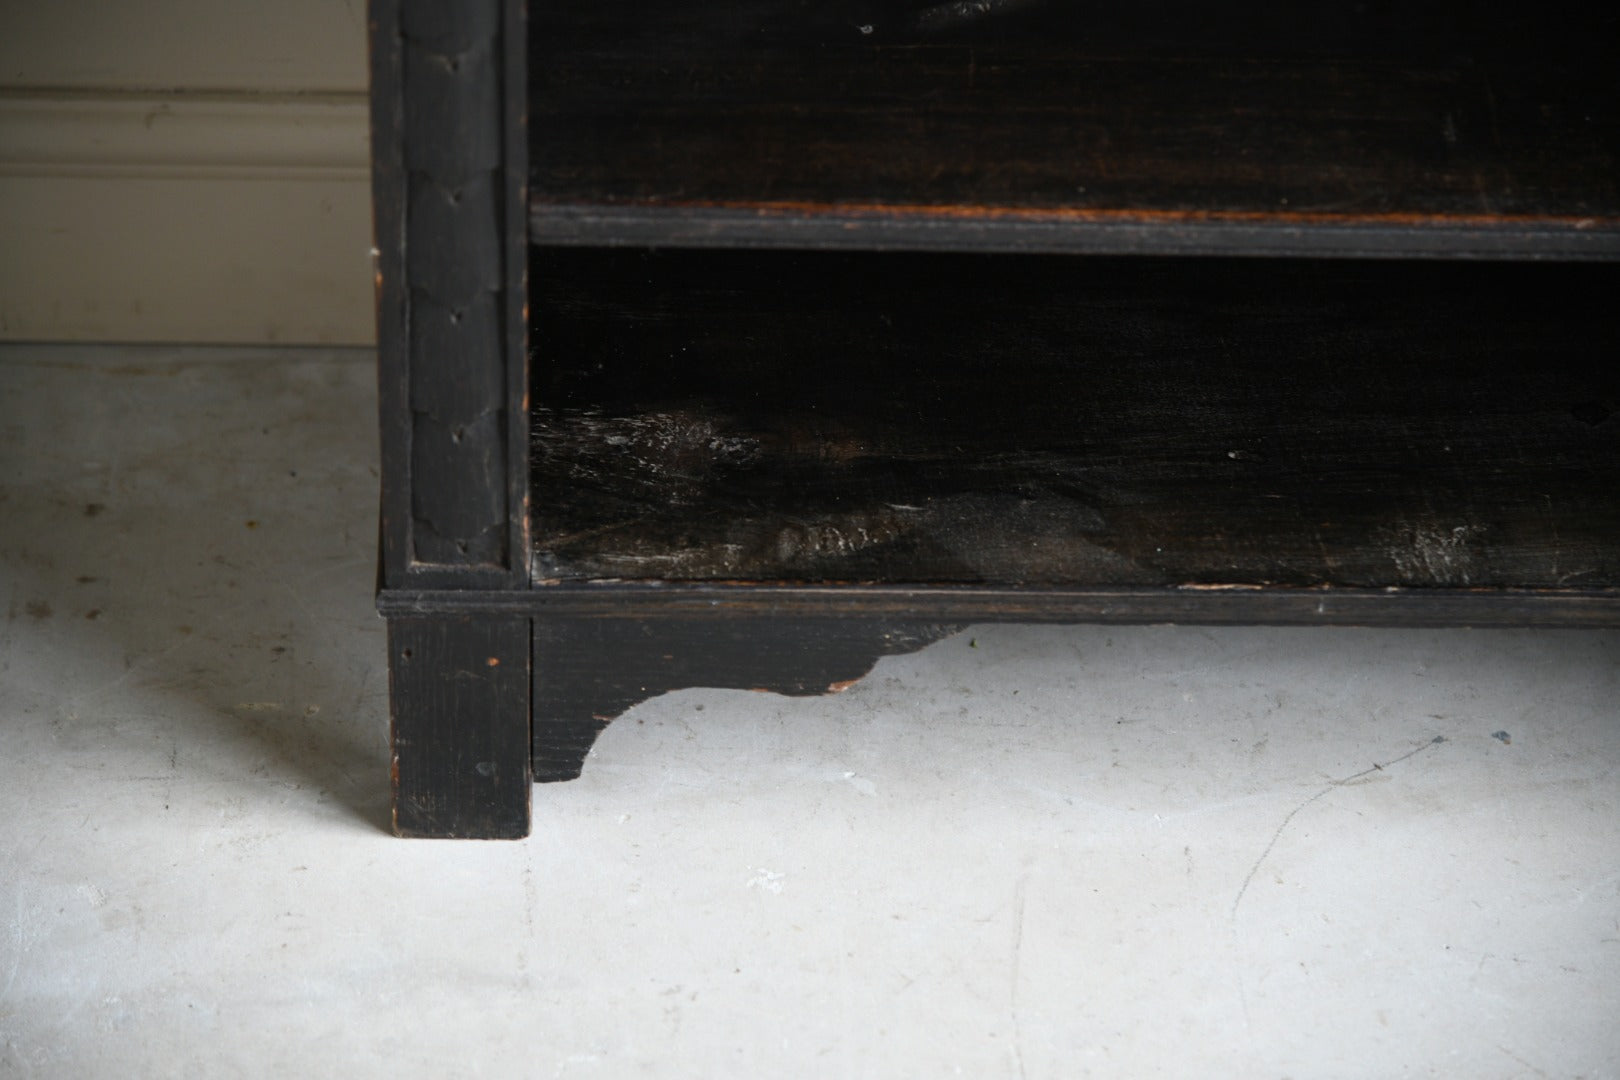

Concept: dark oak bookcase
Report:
left=371, top=0, right=1620, bottom=837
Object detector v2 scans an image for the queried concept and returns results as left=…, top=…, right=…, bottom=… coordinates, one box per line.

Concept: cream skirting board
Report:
left=0, top=91, right=374, bottom=345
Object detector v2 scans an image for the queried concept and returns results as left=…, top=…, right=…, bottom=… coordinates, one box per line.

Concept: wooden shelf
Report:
left=528, top=1, right=1620, bottom=257
left=529, top=248, right=1620, bottom=592
left=376, top=0, right=1620, bottom=837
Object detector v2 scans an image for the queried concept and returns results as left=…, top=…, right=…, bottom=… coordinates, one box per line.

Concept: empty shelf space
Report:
left=527, top=0, right=1620, bottom=256
left=528, top=249, right=1620, bottom=591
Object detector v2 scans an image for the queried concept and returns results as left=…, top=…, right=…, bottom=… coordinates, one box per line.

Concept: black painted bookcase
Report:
left=371, top=0, right=1620, bottom=837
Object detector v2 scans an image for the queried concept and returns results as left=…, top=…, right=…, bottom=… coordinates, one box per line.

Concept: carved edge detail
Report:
left=532, top=619, right=965, bottom=781
left=398, top=0, right=511, bottom=572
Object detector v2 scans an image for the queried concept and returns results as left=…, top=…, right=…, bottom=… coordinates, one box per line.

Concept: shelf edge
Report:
left=379, top=584, right=1620, bottom=628
left=528, top=203, right=1620, bottom=260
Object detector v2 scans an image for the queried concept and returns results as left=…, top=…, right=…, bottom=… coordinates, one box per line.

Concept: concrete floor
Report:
left=1, top=343, right=1617, bottom=1078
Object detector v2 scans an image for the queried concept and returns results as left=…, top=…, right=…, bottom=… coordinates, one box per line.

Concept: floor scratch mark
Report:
left=1230, top=735, right=1447, bottom=1033
left=1231, top=735, right=1446, bottom=924
left=1497, top=1044, right=1551, bottom=1078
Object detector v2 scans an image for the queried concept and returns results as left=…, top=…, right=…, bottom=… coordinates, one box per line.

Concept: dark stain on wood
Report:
left=530, top=248, right=1620, bottom=592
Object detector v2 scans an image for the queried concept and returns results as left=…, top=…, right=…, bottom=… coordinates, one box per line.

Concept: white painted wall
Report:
left=0, top=0, right=375, bottom=343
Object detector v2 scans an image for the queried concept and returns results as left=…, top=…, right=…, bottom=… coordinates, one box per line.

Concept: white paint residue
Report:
left=769, top=509, right=909, bottom=564
left=554, top=1053, right=603, bottom=1076
left=746, top=868, right=785, bottom=895
left=842, top=771, right=877, bottom=797
left=76, top=884, right=108, bottom=909
left=1386, top=522, right=1484, bottom=585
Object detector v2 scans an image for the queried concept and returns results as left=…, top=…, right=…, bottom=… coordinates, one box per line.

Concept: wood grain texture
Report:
left=529, top=249, right=1620, bottom=592
left=532, top=617, right=960, bottom=781
left=390, top=616, right=531, bottom=838
left=528, top=0, right=1620, bottom=256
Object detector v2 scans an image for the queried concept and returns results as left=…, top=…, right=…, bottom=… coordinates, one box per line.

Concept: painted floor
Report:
left=1, top=344, right=1617, bottom=1078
